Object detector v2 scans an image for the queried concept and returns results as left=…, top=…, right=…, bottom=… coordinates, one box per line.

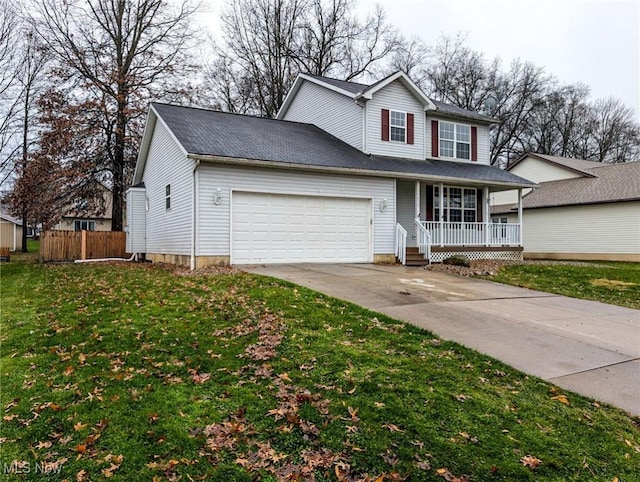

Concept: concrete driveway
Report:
left=241, top=263, right=640, bottom=415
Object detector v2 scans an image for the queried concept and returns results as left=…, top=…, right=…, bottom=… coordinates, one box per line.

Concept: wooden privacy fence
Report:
left=40, top=230, right=126, bottom=262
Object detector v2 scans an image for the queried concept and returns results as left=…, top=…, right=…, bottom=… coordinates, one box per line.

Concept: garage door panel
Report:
left=232, top=192, right=371, bottom=264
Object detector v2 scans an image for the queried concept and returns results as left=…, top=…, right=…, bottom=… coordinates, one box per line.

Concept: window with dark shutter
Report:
left=381, top=109, right=390, bottom=141
left=407, top=113, right=414, bottom=144
left=471, top=126, right=478, bottom=161
left=431, top=120, right=439, bottom=157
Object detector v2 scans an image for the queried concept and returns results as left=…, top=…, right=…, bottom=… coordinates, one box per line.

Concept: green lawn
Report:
left=484, top=262, right=640, bottom=309
left=1, top=256, right=639, bottom=481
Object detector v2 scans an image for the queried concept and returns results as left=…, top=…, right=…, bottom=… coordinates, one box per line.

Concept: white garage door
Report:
left=232, top=192, right=372, bottom=264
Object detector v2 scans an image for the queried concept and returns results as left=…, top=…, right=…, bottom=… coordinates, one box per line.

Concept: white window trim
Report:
left=389, top=110, right=407, bottom=143
left=433, top=185, right=478, bottom=223
left=439, top=121, right=471, bottom=161
left=165, top=184, right=171, bottom=210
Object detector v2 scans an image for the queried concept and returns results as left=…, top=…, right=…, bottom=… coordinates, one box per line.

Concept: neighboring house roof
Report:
left=491, top=203, right=518, bottom=216
left=277, top=72, right=495, bottom=123
left=521, top=161, right=640, bottom=209
left=509, top=152, right=601, bottom=177
left=139, top=103, right=534, bottom=189
left=0, top=206, right=22, bottom=225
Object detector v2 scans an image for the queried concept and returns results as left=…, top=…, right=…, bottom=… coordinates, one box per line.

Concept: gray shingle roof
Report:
left=151, top=103, right=534, bottom=187
left=522, top=161, right=640, bottom=208
left=430, top=100, right=495, bottom=123
left=304, top=74, right=368, bottom=95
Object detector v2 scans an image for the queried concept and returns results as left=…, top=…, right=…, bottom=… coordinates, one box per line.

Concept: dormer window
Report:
left=390, top=111, right=406, bottom=142
left=381, top=109, right=414, bottom=144
left=440, top=122, right=470, bottom=160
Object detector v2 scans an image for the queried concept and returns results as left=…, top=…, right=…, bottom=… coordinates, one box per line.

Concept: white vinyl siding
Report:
left=232, top=193, right=371, bottom=264
left=281, top=80, right=363, bottom=150
left=366, top=80, right=424, bottom=159
left=523, top=202, right=640, bottom=256
left=426, top=116, right=490, bottom=165
left=196, top=164, right=395, bottom=257
left=141, top=121, right=193, bottom=255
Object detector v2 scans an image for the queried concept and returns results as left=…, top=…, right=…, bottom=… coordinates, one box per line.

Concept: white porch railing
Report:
left=415, top=217, right=431, bottom=262
left=395, top=223, right=407, bottom=265
left=424, top=221, right=521, bottom=246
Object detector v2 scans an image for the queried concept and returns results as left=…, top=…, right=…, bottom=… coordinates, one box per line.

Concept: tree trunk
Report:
left=111, top=96, right=126, bottom=232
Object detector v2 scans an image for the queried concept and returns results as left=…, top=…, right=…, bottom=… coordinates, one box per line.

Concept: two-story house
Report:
left=127, top=71, right=535, bottom=268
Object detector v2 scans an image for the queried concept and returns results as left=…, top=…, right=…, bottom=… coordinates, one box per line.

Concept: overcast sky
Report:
left=202, top=0, right=639, bottom=116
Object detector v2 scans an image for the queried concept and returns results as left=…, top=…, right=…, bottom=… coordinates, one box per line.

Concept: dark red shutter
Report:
left=476, top=190, right=483, bottom=222
left=426, top=185, right=434, bottom=221
left=431, top=120, right=439, bottom=157
left=471, top=126, right=478, bottom=161
left=407, top=113, right=414, bottom=144
left=381, top=109, right=390, bottom=141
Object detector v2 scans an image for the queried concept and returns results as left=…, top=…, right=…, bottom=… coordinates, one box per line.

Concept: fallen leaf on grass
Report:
left=436, top=467, right=470, bottom=481
left=382, top=423, right=404, bottom=433
left=191, top=372, right=211, bottom=384
left=551, top=394, right=570, bottom=405
left=63, top=365, right=74, bottom=376
left=520, top=455, right=542, bottom=469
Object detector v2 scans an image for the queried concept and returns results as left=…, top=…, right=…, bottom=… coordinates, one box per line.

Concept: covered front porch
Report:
left=394, top=179, right=524, bottom=265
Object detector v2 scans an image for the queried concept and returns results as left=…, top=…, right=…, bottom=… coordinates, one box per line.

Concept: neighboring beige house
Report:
left=52, top=185, right=113, bottom=232
left=0, top=209, right=23, bottom=251
left=492, top=153, right=640, bottom=262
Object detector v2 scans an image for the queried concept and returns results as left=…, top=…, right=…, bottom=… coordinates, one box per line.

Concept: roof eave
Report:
left=186, top=153, right=536, bottom=189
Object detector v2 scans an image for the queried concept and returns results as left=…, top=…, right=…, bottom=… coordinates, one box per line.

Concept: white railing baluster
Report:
left=395, top=223, right=407, bottom=265
left=422, top=221, right=522, bottom=247
left=414, top=218, right=431, bottom=263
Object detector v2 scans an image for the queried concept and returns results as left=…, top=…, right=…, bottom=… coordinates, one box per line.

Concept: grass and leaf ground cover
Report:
left=483, top=262, right=640, bottom=309
left=1, top=256, right=639, bottom=481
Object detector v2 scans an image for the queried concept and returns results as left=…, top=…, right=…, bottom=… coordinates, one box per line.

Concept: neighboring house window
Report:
left=165, top=184, right=171, bottom=210
left=433, top=186, right=477, bottom=223
left=432, top=120, right=477, bottom=161
left=381, top=109, right=414, bottom=144
left=439, top=122, right=470, bottom=160
left=74, top=220, right=95, bottom=231
left=390, top=110, right=406, bottom=142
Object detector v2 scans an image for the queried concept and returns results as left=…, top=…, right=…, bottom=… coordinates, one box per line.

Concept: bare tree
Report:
left=0, top=0, right=21, bottom=182
left=589, top=98, right=640, bottom=163
left=210, top=0, right=401, bottom=117
left=31, top=0, right=199, bottom=231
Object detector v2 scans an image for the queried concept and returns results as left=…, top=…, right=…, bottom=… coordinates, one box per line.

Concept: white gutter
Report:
left=186, top=154, right=536, bottom=190
left=190, top=159, right=200, bottom=270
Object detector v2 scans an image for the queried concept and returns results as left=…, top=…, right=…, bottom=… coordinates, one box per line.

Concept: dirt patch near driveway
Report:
left=424, top=259, right=614, bottom=277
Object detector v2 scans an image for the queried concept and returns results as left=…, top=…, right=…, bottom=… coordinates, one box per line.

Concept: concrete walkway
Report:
left=241, top=263, right=640, bottom=415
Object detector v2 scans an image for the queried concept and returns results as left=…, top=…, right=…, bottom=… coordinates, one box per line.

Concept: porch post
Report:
left=517, top=188, right=523, bottom=246
left=414, top=180, right=421, bottom=240
left=439, top=182, right=444, bottom=247
left=483, top=186, right=489, bottom=246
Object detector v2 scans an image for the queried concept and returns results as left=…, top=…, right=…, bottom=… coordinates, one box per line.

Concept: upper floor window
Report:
left=381, top=109, right=414, bottom=144
left=439, top=122, right=471, bottom=160
left=390, top=111, right=406, bottom=142
left=165, top=184, right=171, bottom=210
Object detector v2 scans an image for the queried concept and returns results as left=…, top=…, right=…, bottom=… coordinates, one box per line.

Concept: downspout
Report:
left=190, top=159, right=200, bottom=270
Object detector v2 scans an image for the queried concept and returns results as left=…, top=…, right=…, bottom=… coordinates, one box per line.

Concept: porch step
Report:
left=403, top=247, right=430, bottom=266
